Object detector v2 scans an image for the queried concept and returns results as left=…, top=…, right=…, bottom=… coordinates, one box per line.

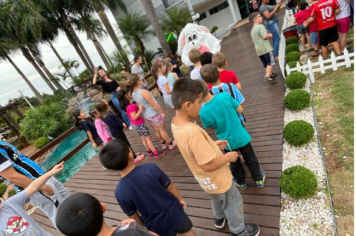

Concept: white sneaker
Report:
left=129, top=125, right=134, bottom=130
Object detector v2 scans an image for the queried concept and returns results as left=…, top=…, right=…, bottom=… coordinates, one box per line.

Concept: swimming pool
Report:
left=40, top=130, right=97, bottom=183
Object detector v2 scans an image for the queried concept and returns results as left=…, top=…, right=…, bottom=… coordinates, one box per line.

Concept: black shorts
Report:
left=94, top=137, right=103, bottom=146
left=167, top=213, right=193, bottom=236
left=259, top=51, right=275, bottom=68
left=319, top=26, right=339, bottom=47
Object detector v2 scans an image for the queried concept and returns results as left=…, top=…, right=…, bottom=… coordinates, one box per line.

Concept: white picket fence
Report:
left=278, top=14, right=288, bottom=78
left=286, top=48, right=355, bottom=83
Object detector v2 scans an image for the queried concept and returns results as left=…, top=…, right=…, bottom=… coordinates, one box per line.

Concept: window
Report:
left=209, top=1, right=229, bottom=15
left=197, top=12, right=207, bottom=21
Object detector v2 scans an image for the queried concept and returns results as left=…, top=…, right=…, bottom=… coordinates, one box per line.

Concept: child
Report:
left=165, top=61, right=179, bottom=90
left=295, top=1, right=312, bottom=50
left=201, top=64, right=246, bottom=126
left=56, top=193, right=157, bottom=236
left=95, top=99, right=145, bottom=163
left=200, top=51, right=213, bottom=66
left=128, top=74, right=177, bottom=150
left=307, top=0, right=320, bottom=57
left=117, top=89, right=166, bottom=158
left=198, top=77, right=266, bottom=190
left=99, top=139, right=195, bottom=236
left=304, top=0, right=342, bottom=59
left=152, top=58, right=174, bottom=109
left=188, top=49, right=202, bottom=80
left=249, top=12, right=278, bottom=82
left=73, top=109, right=104, bottom=149
left=90, top=109, right=112, bottom=144
left=211, top=52, right=242, bottom=90
left=171, top=78, right=260, bottom=236
left=165, top=54, right=182, bottom=77
left=0, top=162, right=64, bottom=236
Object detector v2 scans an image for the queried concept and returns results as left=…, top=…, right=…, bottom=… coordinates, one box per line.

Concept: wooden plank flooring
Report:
left=33, top=14, right=286, bottom=236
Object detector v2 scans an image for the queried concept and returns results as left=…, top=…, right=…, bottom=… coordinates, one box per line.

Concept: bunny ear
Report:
left=177, top=29, right=186, bottom=55
left=199, top=25, right=210, bottom=33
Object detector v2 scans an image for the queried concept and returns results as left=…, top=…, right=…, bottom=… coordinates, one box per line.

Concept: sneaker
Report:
left=256, top=170, right=266, bottom=188
left=154, top=149, right=167, bottom=159
left=102, top=166, right=107, bottom=169
left=168, top=140, right=177, bottom=150
left=147, top=150, right=153, bottom=156
left=264, top=76, right=275, bottom=82
left=233, top=177, right=248, bottom=190
left=270, top=72, right=278, bottom=78
left=129, top=125, right=134, bottom=130
left=162, top=143, right=168, bottom=149
left=133, top=154, right=145, bottom=164
left=214, top=216, right=227, bottom=229
left=232, top=223, right=260, bottom=236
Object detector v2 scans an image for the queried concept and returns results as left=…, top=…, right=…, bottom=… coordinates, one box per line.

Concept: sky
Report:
left=0, top=10, right=118, bottom=106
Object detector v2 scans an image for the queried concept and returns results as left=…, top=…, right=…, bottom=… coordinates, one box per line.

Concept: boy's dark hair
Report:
left=200, top=52, right=213, bottom=65
left=99, top=139, right=131, bottom=170
left=200, top=64, right=220, bottom=84
left=165, top=53, right=172, bottom=59
left=188, top=49, right=201, bottom=63
left=212, top=52, right=227, bottom=68
left=56, top=193, right=104, bottom=236
left=297, top=0, right=308, bottom=10
left=172, top=77, right=204, bottom=109
left=249, top=12, right=259, bottom=23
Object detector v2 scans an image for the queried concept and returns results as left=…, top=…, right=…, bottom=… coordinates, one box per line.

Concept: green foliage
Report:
left=7, top=189, right=17, bottom=198
left=144, top=49, right=159, bottom=67
left=7, top=96, right=41, bottom=109
left=284, top=89, right=310, bottom=111
left=287, top=60, right=298, bottom=69
left=157, top=40, right=178, bottom=56
left=286, top=71, right=307, bottom=89
left=283, top=120, right=314, bottom=146
left=211, top=26, right=218, bottom=33
left=286, top=43, right=299, bottom=54
left=160, top=6, right=192, bottom=38
left=279, top=166, right=318, bottom=198
left=78, top=69, right=92, bottom=84
left=34, top=136, right=51, bottom=149
left=109, top=49, right=130, bottom=73
left=286, top=36, right=298, bottom=45
left=286, top=51, right=301, bottom=63
left=0, top=183, right=7, bottom=197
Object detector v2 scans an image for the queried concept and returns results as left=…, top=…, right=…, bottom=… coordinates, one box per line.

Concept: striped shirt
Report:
left=0, top=141, right=44, bottom=191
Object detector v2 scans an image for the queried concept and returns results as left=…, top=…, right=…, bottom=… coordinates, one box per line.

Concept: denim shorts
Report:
left=310, top=32, right=318, bottom=45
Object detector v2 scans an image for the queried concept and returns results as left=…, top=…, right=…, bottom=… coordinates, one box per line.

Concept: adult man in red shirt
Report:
left=304, top=0, right=341, bottom=59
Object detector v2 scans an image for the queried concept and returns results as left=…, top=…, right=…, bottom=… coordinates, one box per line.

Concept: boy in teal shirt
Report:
left=200, top=65, right=266, bottom=190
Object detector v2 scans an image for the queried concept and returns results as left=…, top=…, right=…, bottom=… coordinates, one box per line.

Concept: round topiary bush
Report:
left=287, top=60, right=298, bottom=69
left=0, top=183, right=7, bottom=197
left=285, top=71, right=307, bottom=89
left=284, top=89, right=310, bottom=111
left=34, top=137, right=51, bottom=149
left=286, top=51, right=301, bottom=63
left=8, top=189, right=17, bottom=198
left=283, top=120, right=314, bottom=146
left=286, top=43, right=299, bottom=54
left=286, top=36, right=298, bottom=45
left=279, top=165, right=318, bottom=198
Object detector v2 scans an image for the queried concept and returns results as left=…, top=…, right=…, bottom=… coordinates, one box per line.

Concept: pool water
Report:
left=40, top=130, right=97, bottom=183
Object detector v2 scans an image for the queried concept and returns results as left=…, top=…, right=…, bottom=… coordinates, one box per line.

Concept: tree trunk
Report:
left=63, top=27, right=93, bottom=73
left=87, top=28, right=111, bottom=69
left=139, top=40, right=149, bottom=70
left=5, top=55, right=44, bottom=103
left=99, top=41, right=113, bottom=67
left=48, top=41, right=76, bottom=80
left=140, top=0, right=172, bottom=56
left=20, top=46, right=56, bottom=92
left=61, top=12, right=95, bottom=72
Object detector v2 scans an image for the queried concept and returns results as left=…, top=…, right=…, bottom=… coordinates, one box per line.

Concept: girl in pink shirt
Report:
left=117, top=89, right=166, bottom=159
left=90, top=109, right=112, bottom=144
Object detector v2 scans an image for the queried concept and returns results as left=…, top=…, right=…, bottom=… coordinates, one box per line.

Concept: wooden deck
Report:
left=32, top=15, right=285, bottom=236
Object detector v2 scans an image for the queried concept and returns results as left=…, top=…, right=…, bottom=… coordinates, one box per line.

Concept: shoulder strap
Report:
left=226, top=83, right=236, bottom=99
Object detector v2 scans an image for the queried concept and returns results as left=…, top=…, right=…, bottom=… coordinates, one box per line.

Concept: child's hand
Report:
left=138, top=104, right=144, bottom=109
left=227, top=151, right=239, bottom=162
left=92, top=142, right=98, bottom=148
left=121, top=219, right=136, bottom=226
left=123, top=123, right=128, bottom=130
left=160, top=113, right=166, bottom=119
left=50, top=162, right=65, bottom=175
left=215, top=140, right=227, bottom=150
left=40, top=185, right=54, bottom=196
left=179, top=199, right=187, bottom=208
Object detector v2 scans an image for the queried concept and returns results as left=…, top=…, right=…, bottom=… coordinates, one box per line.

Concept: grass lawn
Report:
left=313, top=59, right=354, bottom=235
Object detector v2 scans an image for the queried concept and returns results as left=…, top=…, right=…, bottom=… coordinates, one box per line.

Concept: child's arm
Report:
left=235, top=82, right=241, bottom=90
left=173, top=73, right=179, bottom=81
left=166, top=182, right=187, bottom=208
left=86, top=131, right=97, bottom=148
left=130, top=104, right=144, bottom=121
left=141, top=90, right=166, bottom=118
left=25, top=162, right=64, bottom=197
left=200, top=152, right=238, bottom=172
left=262, top=33, right=273, bottom=39
left=164, top=82, right=172, bottom=94
left=236, top=104, right=243, bottom=113
left=129, top=212, right=144, bottom=226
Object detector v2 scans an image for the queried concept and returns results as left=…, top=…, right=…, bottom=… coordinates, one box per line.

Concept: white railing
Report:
left=279, top=9, right=294, bottom=79
left=286, top=49, right=354, bottom=83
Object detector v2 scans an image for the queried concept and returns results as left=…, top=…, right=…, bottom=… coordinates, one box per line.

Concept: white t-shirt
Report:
left=157, top=76, right=170, bottom=97
left=336, top=0, right=351, bottom=19
left=190, top=67, right=202, bottom=80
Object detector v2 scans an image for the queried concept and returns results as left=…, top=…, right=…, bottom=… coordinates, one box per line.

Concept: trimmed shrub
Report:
left=284, top=89, right=310, bottom=111
left=34, top=137, right=51, bottom=149
left=283, top=120, right=314, bottom=146
left=287, top=60, right=298, bottom=69
left=286, top=36, right=298, bottom=45
left=286, top=71, right=307, bottom=89
left=286, top=51, right=301, bottom=63
left=279, top=165, right=318, bottom=198
left=286, top=43, right=299, bottom=54
left=211, top=26, right=218, bottom=33
left=0, top=183, right=7, bottom=197
left=8, top=189, right=17, bottom=198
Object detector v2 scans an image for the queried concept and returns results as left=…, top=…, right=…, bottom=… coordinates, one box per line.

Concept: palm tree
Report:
left=48, top=41, right=76, bottom=80
left=140, top=0, right=172, bottom=56
left=118, top=12, right=154, bottom=67
left=160, top=6, right=191, bottom=38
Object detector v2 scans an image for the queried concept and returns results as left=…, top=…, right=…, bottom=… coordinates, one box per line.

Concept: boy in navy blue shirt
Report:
left=99, top=139, right=195, bottom=236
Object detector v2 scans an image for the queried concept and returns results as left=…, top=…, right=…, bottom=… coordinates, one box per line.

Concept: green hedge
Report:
left=286, top=51, right=301, bottom=63
left=34, top=137, right=51, bottom=149
left=287, top=61, right=298, bottom=69
left=8, top=189, right=17, bottom=198
left=0, top=183, right=7, bottom=197
left=286, top=43, right=299, bottom=54
left=279, top=166, right=318, bottom=198
left=284, top=90, right=310, bottom=111
left=286, top=71, right=307, bottom=89
left=286, top=36, right=298, bottom=45
left=283, top=120, right=314, bottom=146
